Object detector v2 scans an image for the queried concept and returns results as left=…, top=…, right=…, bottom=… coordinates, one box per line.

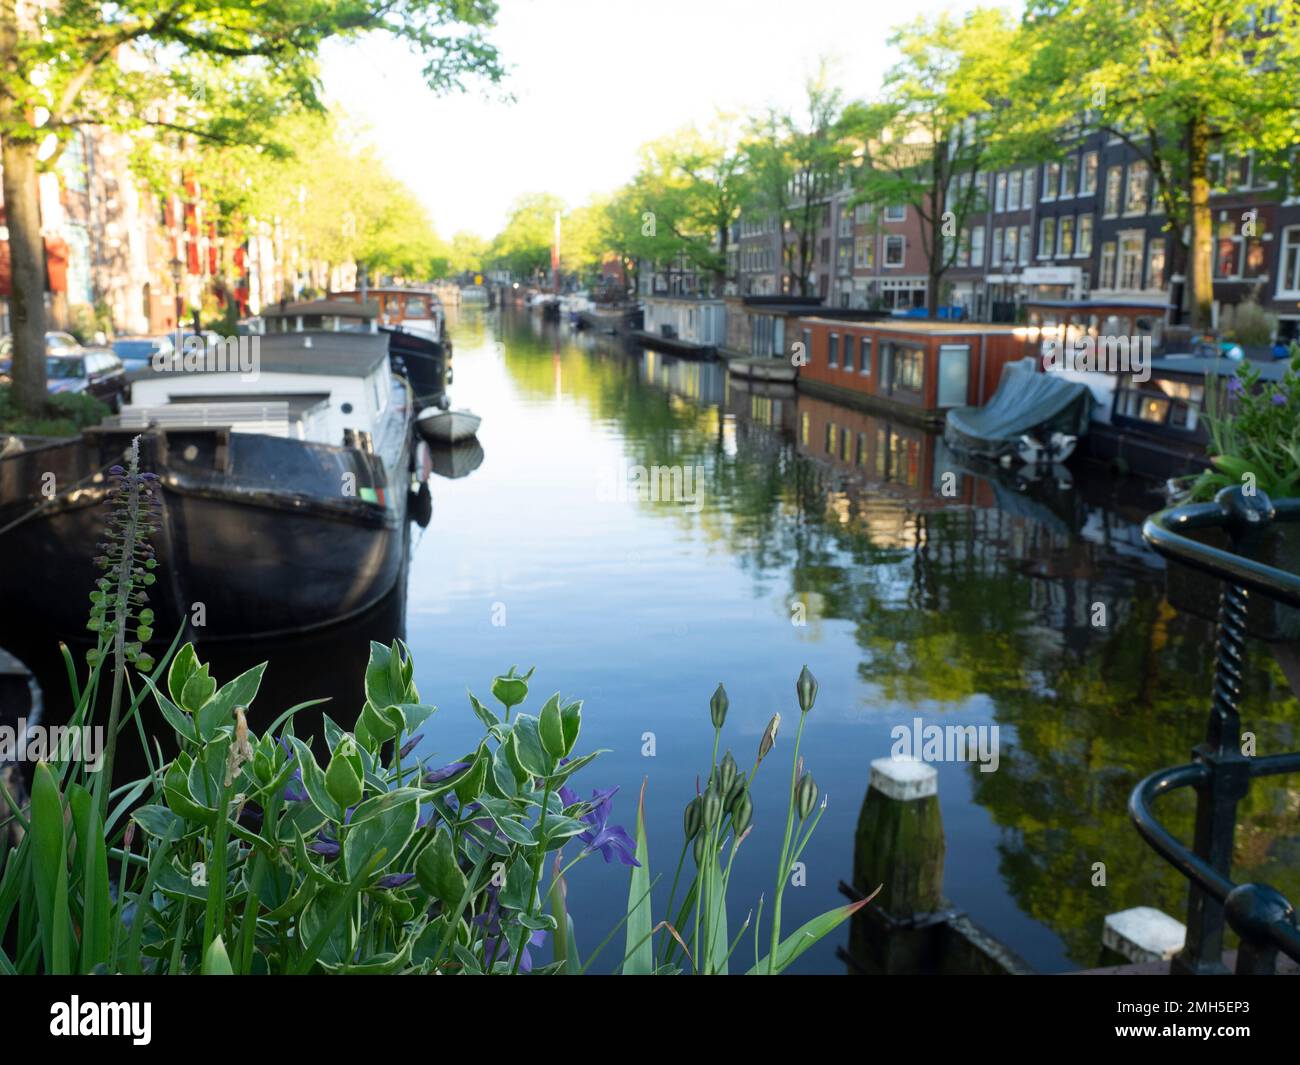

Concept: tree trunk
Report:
left=2, top=133, right=47, bottom=415
left=1187, top=114, right=1214, bottom=332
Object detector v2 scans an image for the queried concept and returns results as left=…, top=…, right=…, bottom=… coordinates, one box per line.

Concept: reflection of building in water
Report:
left=793, top=390, right=989, bottom=508
left=637, top=350, right=728, bottom=407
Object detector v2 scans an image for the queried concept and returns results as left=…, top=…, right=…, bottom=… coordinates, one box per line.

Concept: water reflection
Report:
left=477, top=309, right=1298, bottom=970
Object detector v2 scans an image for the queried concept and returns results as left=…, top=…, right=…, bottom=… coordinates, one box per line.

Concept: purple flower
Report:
left=558, top=784, right=640, bottom=867
left=1227, top=375, right=1245, bottom=397
left=423, top=760, right=471, bottom=786
left=376, top=872, right=415, bottom=889
left=279, top=736, right=308, bottom=803
left=473, top=885, right=547, bottom=972
left=1271, top=391, right=1287, bottom=406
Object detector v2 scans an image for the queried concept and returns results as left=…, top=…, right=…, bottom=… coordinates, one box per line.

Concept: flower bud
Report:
left=731, top=791, right=753, bottom=836
left=683, top=795, right=702, bottom=841
left=717, top=751, right=738, bottom=795
left=702, top=787, right=723, bottom=828
left=757, top=712, right=780, bottom=763
left=325, top=737, right=364, bottom=809
left=725, top=772, right=746, bottom=812
left=709, top=682, right=728, bottom=729
left=796, top=665, right=818, bottom=714
left=692, top=832, right=706, bottom=866
left=796, top=771, right=818, bottom=821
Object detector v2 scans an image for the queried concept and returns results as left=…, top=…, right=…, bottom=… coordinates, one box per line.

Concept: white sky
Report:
left=320, top=0, right=1008, bottom=240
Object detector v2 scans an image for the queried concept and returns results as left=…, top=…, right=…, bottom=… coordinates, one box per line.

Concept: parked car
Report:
left=45, top=351, right=128, bottom=412
left=112, top=334, right=175, bottom=373
left=0, top=330, right=83, bottom=373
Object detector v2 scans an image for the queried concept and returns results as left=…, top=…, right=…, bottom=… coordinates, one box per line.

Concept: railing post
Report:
left=1172, top=487, right=1273, bottom=975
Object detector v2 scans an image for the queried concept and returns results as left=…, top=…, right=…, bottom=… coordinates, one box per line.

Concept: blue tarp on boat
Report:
left=944, top=357, right=1092, bottom=459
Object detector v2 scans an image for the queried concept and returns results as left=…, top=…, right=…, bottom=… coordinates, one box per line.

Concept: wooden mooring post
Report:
left=842, top=756, right=1033, bottom=975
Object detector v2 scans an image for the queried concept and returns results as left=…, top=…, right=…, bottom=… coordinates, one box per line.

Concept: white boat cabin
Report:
left=121, top=333, right=399, bottom=448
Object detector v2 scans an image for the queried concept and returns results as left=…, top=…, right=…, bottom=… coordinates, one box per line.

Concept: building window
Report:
left=1042, top=161, right=1059, bottom=201
left=884, top=234, right=905, bottom=267
left=801, top=329, right=811, bottom=362
left=995, top=173, right=1007, bottom=212
left=990, top=226, right=1002, bottom=267
left=1146, top=238, right=1166, bottom=290
left=956, top=229, right=970, bottom=268
left=1077, top=214, right=1094, bottom=257
left=856, top=431, right=868, bottom=465
left=859, top=336, right=872, bottom=375
left=1099, top=241, right=1117, bottom=288
left=1038, top=216, right=1056, bottom=259
left=1278, top=225, right=1300, bottom=297
left=828, top=333, right=839, bottom=367
left=800, top=411, right=810, bottom=446
left=1104, top=167, right=1122, bottom=217
left=1004, top=225, right=1018, bottom=265
left=854, top=203, right=872, bottom=223
left=826, top=423, right=837, bottom=454
left=1007, top=170, right=1022, bottom=212
left=895, top=347, right=924, bottom=392
left=1080, top=151, right=1098, bottom=196
left=1022, top=167, right=1035, bottom=205
left=1058, top=216, right=1075, bottom=258
left=1215, top=218, right=1242, bottom=278
left=843, top=334, right=855, bottom=372
left=1118, top=232, right=1144, bottom=289
left=1061, top=155, right=1078, bottom=198
left=854, top=236, right=873, bottom=269
left=1018, top=224, right=1031, bottom=266
left=1125, top=161, right=1150, bottom=214
left=883, top=204, right=906, bottom=222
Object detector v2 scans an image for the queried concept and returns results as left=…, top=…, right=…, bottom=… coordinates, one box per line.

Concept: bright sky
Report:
left=321, top=0, right=1008, bottom=240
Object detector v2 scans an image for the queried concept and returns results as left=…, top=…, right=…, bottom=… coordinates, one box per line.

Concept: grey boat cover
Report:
left=944, top=357, right=1091, bottom=458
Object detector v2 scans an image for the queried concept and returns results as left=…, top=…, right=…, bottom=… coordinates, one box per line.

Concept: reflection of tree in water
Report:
left=489, top=312, right=1300, bottom=967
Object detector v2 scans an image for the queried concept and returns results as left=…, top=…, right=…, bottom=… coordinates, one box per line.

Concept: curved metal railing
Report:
left=1135, top=486, right=1300, bottom=974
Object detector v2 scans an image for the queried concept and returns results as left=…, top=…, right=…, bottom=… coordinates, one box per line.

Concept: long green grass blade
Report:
left=623, top=779, right=653, bottom=975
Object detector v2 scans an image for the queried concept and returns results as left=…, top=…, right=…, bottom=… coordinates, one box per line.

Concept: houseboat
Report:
left=794, top=318, right=1031, bottom=426
left=0, top=329, right=417, bottom=640
left=577, top=303, right=643, bottom=335
left=1084, top=354, right=1286, bottom=481
left=631, top=296, right=727, bottom=359
left=330, top=287, right=453, bottom=402
left=723, top=296, right=890, bottom=382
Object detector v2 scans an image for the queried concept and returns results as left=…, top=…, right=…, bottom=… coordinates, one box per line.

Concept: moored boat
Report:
left=0, top=330, right=416, bottom=641
left=416, top=407, right=481, bottom=445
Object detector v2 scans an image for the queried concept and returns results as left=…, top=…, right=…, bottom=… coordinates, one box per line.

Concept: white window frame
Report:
left=883, top=234, right=905, bottom=267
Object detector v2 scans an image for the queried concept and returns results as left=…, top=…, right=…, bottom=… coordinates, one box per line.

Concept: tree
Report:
left=745, top=65, right=856, bottom=300
left=447, top=231, right=489, bottom=278
left=0, top=0, right=503, bottom=414
left=845, top=9, right=1023, bottom=316
left=1015, top=1, right=1300, bottom=329
left=489, top=193, right=565, bottom=282
left=597, top=184, right=668, bottom=298
left=632, top=120, right=751, bottom=295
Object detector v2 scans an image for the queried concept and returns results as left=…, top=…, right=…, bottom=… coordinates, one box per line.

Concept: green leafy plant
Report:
left=1190, top=354, right=1300, bottom=501
left=612, top=667, right=880, bottom=975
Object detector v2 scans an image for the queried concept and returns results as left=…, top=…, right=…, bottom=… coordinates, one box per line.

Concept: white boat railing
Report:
left=106, top=402, right=293, bottom=438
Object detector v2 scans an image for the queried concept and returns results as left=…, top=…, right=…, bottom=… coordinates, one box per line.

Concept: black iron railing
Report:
left=1136, top=486, right=1300, bottom=974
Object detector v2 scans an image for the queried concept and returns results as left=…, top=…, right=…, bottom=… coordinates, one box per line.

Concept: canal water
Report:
left=6, top=305, right=1298, bottom=973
